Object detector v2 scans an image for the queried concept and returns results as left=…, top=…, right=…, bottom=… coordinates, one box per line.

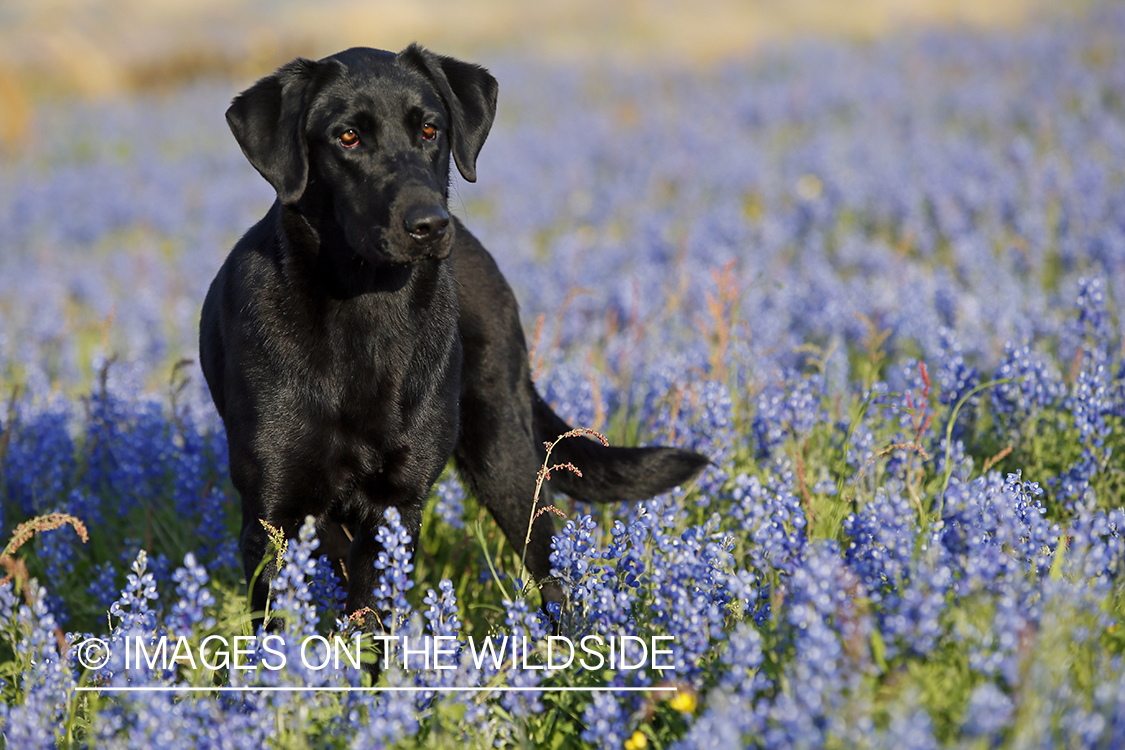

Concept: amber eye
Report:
left=339, top=129, right=360, bottom=148
left=421, top=123, right=438, bottom=141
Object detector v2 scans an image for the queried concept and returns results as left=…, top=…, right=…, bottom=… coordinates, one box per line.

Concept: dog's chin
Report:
left=424, top=238, right=454, bottom=261
left=356, top=239, right=453, bottom=266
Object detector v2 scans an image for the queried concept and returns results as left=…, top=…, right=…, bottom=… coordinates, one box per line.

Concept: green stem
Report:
left=836, top=387, right=879, bottom=501
left=471, top=520, right=512, bottom=602
left=938, top=378, right=1012, bottom=518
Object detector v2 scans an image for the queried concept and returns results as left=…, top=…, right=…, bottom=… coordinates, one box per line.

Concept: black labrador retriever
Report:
left=199, top=45, right=707, bottom=631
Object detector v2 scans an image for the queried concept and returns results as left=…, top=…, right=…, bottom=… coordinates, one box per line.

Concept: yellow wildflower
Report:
left=624, top=730, right=648, bottom=750
left=669, top=688, right=698, bottom=714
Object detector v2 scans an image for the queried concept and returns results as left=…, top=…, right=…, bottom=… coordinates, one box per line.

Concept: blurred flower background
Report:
left=1, top=1, right=1124, bottom=748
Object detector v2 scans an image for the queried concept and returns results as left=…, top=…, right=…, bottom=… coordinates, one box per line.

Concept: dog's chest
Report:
left=290, top=300, right=431, bottom=425
left=253, top=289, right=458, bottom=496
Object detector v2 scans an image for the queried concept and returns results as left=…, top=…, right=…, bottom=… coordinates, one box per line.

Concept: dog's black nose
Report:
left=404, top=205, right=450, bottom=244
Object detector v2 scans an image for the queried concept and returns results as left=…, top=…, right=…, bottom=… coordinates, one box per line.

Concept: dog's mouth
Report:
left=351, top=233, right=453, bottom=267
left=328, top=192, right=454, bottom=265
left=422, top=233, right=454, bottom=260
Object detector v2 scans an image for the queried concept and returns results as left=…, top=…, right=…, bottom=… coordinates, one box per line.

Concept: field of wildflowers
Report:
left=2, top=5, right=1124, bottom=748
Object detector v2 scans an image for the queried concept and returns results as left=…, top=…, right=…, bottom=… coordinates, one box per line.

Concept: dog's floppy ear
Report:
left=400, top=45, right=498, bottom=183
left=226, top=58, right=332, bottom=203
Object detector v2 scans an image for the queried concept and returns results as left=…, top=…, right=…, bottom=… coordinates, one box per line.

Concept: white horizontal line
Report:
left=75, top=685, right=675, bottom=693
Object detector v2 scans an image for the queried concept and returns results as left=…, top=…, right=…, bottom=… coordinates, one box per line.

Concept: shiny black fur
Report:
left=199, top=45, right=708, bottom=631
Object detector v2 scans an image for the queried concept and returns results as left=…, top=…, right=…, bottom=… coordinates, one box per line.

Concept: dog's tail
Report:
left=532, top=393, right=710, bottom=503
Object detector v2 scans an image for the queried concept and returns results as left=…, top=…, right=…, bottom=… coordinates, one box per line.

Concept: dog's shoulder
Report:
left=199, top=205, right=284, bottom=418
left=222, top=202, right=287, bottom=292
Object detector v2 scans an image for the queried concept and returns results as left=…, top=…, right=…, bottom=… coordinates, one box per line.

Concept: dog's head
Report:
left=226, top=45, right=497, bottom=264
